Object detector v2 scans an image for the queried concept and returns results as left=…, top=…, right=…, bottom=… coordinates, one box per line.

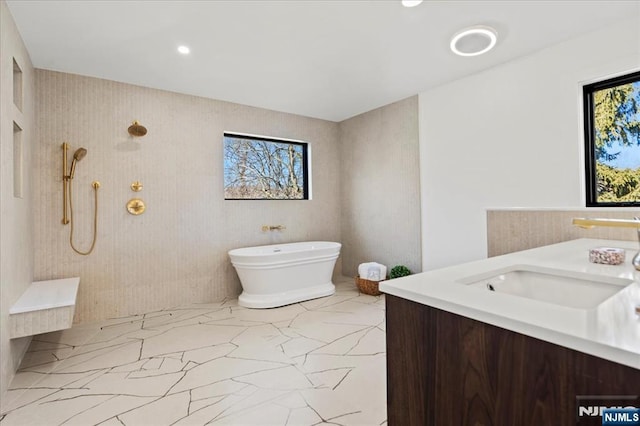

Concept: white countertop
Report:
left=379, top=239, right=640, bottom=369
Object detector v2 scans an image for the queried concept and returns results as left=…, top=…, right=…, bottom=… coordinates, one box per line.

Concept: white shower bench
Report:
left=9, top=277, right=80, bottom=339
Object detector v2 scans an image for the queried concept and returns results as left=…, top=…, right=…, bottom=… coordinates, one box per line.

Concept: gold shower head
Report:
left=73, top=147, right=87, bottom=161
left=69, top=147, right=87, bottom=179
left=128, top=120, right=147, bottom=137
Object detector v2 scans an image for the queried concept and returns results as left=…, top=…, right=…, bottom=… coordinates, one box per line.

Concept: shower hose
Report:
left=68, top=178, right=99, bottom=255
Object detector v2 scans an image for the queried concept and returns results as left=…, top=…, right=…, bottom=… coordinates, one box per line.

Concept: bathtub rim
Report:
left=228, top=241, right=341, bottom=258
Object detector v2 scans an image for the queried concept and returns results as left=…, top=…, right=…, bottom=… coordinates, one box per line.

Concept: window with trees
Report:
left=223, top=133, right=309, bottom=200
left=583, top=71, right=640, bottom=206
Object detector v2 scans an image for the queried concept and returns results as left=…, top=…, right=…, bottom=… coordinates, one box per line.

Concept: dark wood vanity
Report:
left=385, top=294, right=640, bottom=426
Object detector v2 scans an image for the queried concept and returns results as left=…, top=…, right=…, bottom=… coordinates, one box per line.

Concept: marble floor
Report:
left=1, top=279, right=387, bottom=426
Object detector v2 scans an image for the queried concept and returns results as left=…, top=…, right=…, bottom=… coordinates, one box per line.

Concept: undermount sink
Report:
left=457, top=265, right=634, bottom=309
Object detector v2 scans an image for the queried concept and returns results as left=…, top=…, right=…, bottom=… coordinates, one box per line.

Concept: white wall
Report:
left=419, top=20, right=640, bottom=271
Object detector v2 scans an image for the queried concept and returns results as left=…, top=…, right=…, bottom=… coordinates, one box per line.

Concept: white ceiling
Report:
left=6, top=0, right=640, bottom=122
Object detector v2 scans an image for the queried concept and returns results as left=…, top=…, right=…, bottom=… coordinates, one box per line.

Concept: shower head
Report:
left=69, top=147, right=87, bottom=179
left=73, top=148, right=87, bottom=161
left=128, top=121, right=147, bottom=137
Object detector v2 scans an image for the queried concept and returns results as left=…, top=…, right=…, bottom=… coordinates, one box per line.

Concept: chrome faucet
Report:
left=572, top=217, right=640, bottom=271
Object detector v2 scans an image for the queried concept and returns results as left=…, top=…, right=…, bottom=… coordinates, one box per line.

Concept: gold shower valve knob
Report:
left=130, top=181, right=143, bottom=192
left=126, top=198, right=146, bottom=215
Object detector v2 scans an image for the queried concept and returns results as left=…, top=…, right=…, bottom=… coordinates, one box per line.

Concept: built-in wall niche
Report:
left=13, top=122, right=23, bottom=198
left=13, top=58, right=23, bottom=111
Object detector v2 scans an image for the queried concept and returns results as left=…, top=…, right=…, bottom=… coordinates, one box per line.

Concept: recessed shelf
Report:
left=13, top=121, right=23, bottom=198
left=13, top=58, right=23, bottom=111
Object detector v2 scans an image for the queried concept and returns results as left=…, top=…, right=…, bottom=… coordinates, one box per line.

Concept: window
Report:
left=583, top=71, right=640, bottom=206
left=224, top=133, right=309, bottom=200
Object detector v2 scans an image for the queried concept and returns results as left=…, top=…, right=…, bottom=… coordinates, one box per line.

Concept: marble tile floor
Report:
left=1, top=279, right=387, bottom=426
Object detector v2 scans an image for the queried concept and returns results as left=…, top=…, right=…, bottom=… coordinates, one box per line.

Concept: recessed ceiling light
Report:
left=450, top=26, right=498, bottom=57
left=402, top=0, right=423, bottom=7
left=177, top=45, right=190, bottom=55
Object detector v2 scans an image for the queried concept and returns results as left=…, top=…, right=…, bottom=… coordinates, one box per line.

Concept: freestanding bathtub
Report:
left=228, top=241, right=341, bottom=308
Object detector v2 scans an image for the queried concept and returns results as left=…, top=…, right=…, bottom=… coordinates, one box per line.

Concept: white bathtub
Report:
left=228, top=241, right=341, bottom=308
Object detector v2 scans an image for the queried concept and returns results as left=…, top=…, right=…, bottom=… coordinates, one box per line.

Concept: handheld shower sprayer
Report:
left=61, top=143, right=99, bottom=255
left=69, top=147, right=87, bottom=179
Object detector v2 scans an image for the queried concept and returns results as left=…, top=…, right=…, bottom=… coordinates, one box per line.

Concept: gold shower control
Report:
left=126, top=198, right=146, bottom=215
left=130, top=181, right=143, bottom=192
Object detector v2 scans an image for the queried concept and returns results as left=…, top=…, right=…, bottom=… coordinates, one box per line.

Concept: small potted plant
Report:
left=389, top=265, right=411, bottom=279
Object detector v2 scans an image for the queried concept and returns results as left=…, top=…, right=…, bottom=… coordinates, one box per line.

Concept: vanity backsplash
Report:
left=487, top=209, right=639, bottom=257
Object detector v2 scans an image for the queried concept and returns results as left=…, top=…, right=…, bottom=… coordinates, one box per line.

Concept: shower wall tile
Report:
left=338, top=97, right=421, bottom=276
left=34, top=70, right=341, bottom=324
left=487, top=209, right=640, bottom=257
left=1, top=0, right=36, bottom=398
left=9, top=305, right=75, bottom=339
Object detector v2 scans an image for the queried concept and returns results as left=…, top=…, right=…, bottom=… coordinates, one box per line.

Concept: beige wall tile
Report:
left=0, top=0, right=36, bottom=399
left=33, top=70, right=341, bottom=324
left=338, top=96, right=421, bottom=276
left=487, top=209, right=640, bottom=257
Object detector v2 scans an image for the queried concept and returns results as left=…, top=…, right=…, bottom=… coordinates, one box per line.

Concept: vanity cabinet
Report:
left=385, top=294, right=640, bottom=426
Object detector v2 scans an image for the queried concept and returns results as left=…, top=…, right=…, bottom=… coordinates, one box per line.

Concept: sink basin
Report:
left=457, top=265, right=633, bottom=309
